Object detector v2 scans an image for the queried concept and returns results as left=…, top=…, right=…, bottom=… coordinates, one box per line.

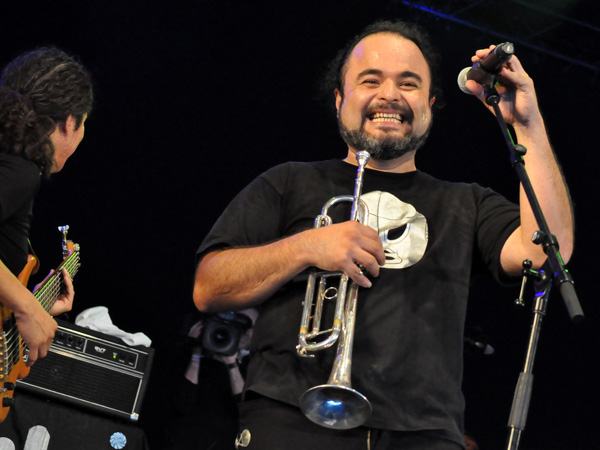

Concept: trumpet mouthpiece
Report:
left=356, top=151, right=371, bottom=167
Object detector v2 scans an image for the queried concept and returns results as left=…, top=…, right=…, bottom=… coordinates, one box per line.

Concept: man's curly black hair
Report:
left=321, top=20, right=443, bottom=112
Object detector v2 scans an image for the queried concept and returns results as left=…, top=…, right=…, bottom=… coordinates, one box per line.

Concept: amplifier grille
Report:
left=21, top=351, right=141, bottom=414
left=16, top=320, right=154, bottom=421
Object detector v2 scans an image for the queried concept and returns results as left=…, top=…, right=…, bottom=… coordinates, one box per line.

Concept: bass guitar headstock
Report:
left=58, top=225, right=79, bottom=260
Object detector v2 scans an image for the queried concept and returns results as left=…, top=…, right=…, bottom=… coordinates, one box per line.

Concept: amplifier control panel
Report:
left=54, top=328, right=140, bottom=370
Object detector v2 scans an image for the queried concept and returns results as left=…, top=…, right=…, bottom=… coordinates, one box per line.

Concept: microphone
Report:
left=457, top=42, right=514, bottom=94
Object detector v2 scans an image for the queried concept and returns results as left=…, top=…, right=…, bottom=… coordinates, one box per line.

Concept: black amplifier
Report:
left=16, top=318, right=154, bottom=422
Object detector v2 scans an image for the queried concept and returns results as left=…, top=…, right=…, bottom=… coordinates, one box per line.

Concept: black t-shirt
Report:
left=0, top=153, right=40, bottom=276
left=197, top=159, right=520, bottom=445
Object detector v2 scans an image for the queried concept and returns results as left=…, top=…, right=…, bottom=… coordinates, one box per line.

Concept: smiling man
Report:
left=193, top=20, right=573, bottom=450
left=337, top=32, right=435, bottom=166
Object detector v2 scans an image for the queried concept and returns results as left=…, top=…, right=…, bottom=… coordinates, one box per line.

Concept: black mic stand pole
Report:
left=506, top=262, right=551, bottom=450
left=477, top=82, right=584, bottom=450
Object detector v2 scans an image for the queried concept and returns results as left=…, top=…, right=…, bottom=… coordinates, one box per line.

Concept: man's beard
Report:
left=338, top=116, right=431, bottom=161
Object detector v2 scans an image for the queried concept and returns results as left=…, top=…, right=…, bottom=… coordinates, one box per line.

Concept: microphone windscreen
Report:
left=457, top=67, right=474, bottom=95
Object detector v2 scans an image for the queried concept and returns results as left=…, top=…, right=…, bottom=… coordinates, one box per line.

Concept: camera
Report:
left=201, top=312, right=253, bottom=356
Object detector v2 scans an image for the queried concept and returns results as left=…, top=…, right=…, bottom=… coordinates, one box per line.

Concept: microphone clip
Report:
left=467, top=62, right=498, bottom=91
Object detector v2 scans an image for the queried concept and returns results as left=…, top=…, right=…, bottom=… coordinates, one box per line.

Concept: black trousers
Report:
left=235, top=395, right=465, bottom=450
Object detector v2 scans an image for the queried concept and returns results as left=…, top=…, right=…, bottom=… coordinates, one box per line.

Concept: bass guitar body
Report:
left=0, top=226, right=80, bottom=422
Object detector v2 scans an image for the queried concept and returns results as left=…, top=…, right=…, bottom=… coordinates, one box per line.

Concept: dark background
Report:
left=1, top=1, right=598, bottom=448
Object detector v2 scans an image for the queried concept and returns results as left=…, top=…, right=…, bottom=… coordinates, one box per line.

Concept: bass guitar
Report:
left=0, top=225, right=80, bottom=422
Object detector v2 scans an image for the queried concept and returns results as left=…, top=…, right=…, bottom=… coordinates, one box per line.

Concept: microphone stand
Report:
left=477, top=83, right=584, bottom=450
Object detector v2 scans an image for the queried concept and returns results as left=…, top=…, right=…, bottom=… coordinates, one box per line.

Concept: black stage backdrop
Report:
left=1, top=1, right=598, bottom=449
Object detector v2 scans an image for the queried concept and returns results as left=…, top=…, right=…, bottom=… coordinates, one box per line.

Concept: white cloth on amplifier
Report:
left=75, top=306, right=152, bottom=347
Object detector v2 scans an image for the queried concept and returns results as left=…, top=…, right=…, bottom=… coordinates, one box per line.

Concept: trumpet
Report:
left=296, top=150, right=372, bottom=430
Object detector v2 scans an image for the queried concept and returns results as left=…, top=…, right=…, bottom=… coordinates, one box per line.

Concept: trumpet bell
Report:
left=299, top=384, right=372, bottom=430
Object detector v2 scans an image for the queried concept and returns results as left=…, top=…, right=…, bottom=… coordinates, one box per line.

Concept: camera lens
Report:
left=211, top=326, right=232, bottom=347
left=202, top=320, right=241, bottom=356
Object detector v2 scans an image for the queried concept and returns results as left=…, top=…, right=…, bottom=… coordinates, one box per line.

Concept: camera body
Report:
left=201, top=312, right=253, bottom=356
